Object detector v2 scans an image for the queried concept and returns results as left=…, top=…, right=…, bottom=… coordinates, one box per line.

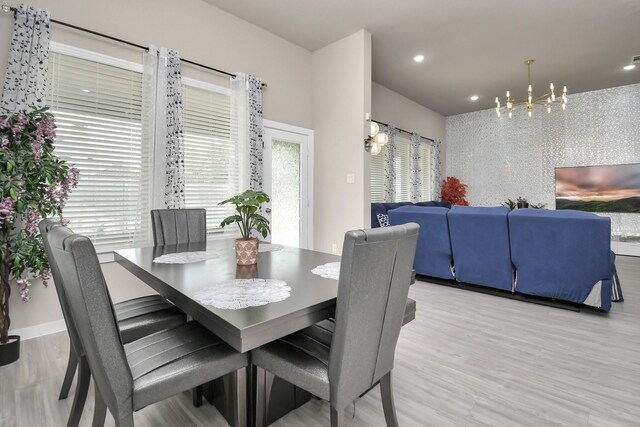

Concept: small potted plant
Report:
left=219, top=190, right=270, bottom=265
left=517, top=197, right=529, bottom=209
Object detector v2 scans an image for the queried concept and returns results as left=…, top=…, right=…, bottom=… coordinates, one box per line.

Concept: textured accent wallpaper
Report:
left=446, top=83, right=640, bottom=238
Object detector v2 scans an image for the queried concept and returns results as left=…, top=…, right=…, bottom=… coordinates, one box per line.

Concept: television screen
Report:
left=555, top=163, right=640, bottom=213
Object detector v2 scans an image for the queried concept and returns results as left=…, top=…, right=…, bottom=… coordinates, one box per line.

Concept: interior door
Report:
left=263, top=125, right=311, bottom=249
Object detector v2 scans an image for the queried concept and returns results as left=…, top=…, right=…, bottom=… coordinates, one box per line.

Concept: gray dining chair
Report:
left=151, top=208, right=207, bottom=245
left=39, top=219, right=187, bottom=427
left=251, top=223, right=419, bottom=426
left=45, top=223, right=249, bottom=427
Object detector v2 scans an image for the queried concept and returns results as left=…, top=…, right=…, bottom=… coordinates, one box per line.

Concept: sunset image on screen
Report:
left=555, top=163, right=640, bottom=213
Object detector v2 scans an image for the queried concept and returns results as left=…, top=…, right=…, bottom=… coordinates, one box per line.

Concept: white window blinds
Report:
left=182, top=82, right=238, bottom=233
left=369, top=135, right=433, bottom=202
left=47, top=51, right=150, bottom=251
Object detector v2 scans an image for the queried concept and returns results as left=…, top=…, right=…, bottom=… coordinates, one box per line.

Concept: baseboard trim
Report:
left=9, top=319, right=67, bottom=341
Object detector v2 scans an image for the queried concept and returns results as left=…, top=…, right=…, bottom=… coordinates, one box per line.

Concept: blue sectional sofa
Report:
left=378, top=203, right=622, bottom=311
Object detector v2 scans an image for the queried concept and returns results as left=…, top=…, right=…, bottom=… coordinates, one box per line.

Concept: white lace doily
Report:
left=153, top=251, right=220, bottom=264
left=258, top=242, right=284, bottom=252
left=311, top=262, right=341, bottom=280
left=193, top=279, right=291, bottom=310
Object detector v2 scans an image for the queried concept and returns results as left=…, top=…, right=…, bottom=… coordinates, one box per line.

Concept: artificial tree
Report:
left=0, top=107, right=79, bottom=345
left=441, top=176, right=470, bottom=206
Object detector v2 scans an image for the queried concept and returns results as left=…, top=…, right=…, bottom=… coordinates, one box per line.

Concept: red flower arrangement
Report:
left=441, top=176, right=469, bottom=206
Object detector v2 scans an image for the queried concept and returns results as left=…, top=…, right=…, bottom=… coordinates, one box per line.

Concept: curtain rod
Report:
left=4, top=5, right=267, bottom=87
left=372, top=119, right=436, bottom=143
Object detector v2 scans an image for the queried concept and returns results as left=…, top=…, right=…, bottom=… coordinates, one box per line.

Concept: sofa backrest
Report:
left=447, top=205, right=513, bottom=291
left=508, top=208, right=612, bottom=304
left=371, top=201, right=451, bottom=228
left=388, top=206, right=454, bottom=279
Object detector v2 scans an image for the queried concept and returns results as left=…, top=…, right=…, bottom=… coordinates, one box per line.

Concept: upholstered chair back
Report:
left=328, top=223, right=419, bottom=409
left=150, top=209, right=207, bottom=245
left=46, top=225, right=134, bottom=419
left=39, top=219, right=86, bottom=358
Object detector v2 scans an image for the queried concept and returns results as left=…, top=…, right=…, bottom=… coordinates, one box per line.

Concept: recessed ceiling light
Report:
left=413, top=55, right=425, bottom=63
left=470, top=95, right=479, bottom=101
left=623, top=64, right=636, bottom=71
left=81, top=89, right=91, bottom=93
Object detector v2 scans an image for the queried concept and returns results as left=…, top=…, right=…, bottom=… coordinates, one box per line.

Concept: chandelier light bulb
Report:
left=528, top=109, right=532, bottom=118
left=370, top=143, right=382, bottom=155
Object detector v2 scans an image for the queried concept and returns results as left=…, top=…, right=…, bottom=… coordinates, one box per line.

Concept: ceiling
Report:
left=203, top=0, right=640, bottom=116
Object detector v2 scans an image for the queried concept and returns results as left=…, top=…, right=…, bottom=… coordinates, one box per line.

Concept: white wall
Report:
left=312, top=30, right=372, bottom=254
left=372, top=82, right=447, bottom=173
left=446, top=83, right=640, bottom=237
left=1, top=0, right=315, bottom=332
left=0, top=0, right=313, bottom=128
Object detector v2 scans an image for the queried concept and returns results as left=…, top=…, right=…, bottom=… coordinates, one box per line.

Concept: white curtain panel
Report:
left=142, top=46, right=185, bottom=209
left=231, top=72, right=264, bottom=191
left=1, top=4, right=50, bottom=113
left=383, top=124, right=398, bottom=202
left=410, top=132, right=422, bottom=202
left=432, top=140, right=443, bottom=200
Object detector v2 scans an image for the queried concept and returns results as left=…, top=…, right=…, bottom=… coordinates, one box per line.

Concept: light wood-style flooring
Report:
left=1, top=256, right=639, bottom=426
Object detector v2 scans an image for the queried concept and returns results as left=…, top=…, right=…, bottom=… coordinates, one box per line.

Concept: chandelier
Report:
left=495, top=60, right=567, bottom=118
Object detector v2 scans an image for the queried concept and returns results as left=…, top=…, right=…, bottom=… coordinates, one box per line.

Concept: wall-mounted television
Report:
left=555, top=163, right=640, bottom=213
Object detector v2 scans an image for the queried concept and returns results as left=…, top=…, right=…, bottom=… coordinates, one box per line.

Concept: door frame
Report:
left=263, top=119, right=314, bottom=250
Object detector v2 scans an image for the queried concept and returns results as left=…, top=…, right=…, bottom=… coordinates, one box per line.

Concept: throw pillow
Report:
left=377, top=213, right=390, bottom=227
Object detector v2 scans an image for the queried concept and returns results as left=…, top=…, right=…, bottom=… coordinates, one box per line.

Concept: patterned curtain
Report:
left=383, top=124, right=398, bottom=202
left=431, top=140, right=443, bottom=200
left=142, top=46, right=185, bottom=209
left=410, top=132, right=422, bottom=202
left=1, top=4, right=50, bottom=113
left=231, top=73, right=263, bottom=191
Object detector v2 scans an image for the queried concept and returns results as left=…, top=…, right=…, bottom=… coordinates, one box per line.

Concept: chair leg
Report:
left=67, top=356, right=90, bottom=427
left=231, top=367, right=247, bottom=427
left=116, top=415, right=134, bottom=427
left=193, top=385, right=203, bottom=408
left=330, top=406, right=344, bottom=427
left=59, top=342, right=78, bottom=400
left=253, top=365, right=266, bottom=427
left=380, top=371, right=399, bottom=427
left=92, top=383, right=107, bottom=427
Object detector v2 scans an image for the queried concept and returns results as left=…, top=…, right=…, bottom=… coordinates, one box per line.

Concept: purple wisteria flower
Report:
left=0, top=117, right=9, bottom=129
left=0, top=197, right=15, bottom=223
left=0, top=135, right=9, bottom=148
left=35, top=115, right=56, bottom=140
left=16, top=278, right=31, bottom=302
left=41, top=268, right=51, bottom=288
left=24, top=210, right=42, bottom=235
left=31, top=137, right=44, bottom=163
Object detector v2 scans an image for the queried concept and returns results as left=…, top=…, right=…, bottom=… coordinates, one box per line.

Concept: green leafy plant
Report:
left=218, top=190, right=271, bottom=240
left=0, top=107, right=79, bottom=344
left=502, top=199, right=517, bottom=210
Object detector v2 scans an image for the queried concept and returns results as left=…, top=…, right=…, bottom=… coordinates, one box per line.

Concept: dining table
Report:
left=115, top=238, right=342, bottom=426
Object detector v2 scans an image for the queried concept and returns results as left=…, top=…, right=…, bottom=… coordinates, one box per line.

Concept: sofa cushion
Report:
left=376, top=213, right=390, bottom=227
left=447, top=205, right=513, bottom=291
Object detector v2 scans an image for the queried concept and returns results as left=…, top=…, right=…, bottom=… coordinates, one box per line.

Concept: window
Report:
left=370, top=135, right=433, bottom=203
left=46, top=44, right=240, bottom=249
left=47, top=47, right=150, bottom=251
left=181, top=80, right=238, bottom=233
